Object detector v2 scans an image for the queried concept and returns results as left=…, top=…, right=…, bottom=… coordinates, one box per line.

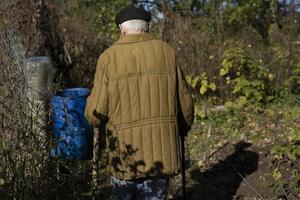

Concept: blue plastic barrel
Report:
left=50, top=88, right=93, bottom=160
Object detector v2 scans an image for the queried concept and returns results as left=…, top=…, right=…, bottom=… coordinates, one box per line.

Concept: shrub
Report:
left=220, top=46, right=275, bottom=106
left=186, top=72, right=217, bottom=119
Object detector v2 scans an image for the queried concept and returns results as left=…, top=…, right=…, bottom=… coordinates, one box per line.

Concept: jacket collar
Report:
left=114, top=33, right=154, bottom=44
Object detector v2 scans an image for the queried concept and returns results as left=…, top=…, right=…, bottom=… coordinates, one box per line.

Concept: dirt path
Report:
left=168, top=142, right=274, bottom=200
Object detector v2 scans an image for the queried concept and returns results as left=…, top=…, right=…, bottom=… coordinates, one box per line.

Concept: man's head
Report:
left=119, top=19, right=149, bottom=35
left=116, top=6, right=151, bottom=35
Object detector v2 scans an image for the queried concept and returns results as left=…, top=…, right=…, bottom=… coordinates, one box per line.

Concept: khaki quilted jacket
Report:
left=85, top=33, right=194, bottom=180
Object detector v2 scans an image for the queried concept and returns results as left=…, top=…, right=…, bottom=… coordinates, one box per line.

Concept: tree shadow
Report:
left=186, top=141, right=259, bottom=200
left=92, top=110, right=166, bottom=178
left=105, top=128, right=165, bottom=178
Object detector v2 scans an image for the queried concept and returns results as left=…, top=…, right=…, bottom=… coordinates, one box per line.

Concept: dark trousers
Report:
left=111, top=176, right=169, bottom=200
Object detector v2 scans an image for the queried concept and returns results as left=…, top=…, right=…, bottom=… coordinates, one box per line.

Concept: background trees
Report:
left=1, top=0, right=299, bottom=94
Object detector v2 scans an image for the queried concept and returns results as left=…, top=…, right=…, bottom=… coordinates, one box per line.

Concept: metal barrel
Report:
left=24, top=56, right=54, bottom=100
left=24, top=56, right=54, bottom=141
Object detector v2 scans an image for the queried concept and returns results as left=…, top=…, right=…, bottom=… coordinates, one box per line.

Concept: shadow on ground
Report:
left=185, top=141, right=259, bottom=200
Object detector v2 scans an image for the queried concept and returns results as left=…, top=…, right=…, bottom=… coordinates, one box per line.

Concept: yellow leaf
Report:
left=200, top=85, right=208, bottom=95
left=209, top=83, right=216, bottom=91
left=272, top=168, right=282, bottom=181
left=268, top=73, right=275, bottom=81
left=220, top=68, right=227, bottom=76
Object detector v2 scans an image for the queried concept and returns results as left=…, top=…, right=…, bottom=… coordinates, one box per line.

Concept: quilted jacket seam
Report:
left=159, top=124, right=164, bottom=173
left=150, top=124, right=154, bottom=169
left=168, top=123, right=173, bottom=173
left=110, top=71, right=173, bottom=81
left=141, top=126, right=145, bottom=173
left=111, top=117, right=176, bottom=131
left=127, top=74, right=132, bottom=122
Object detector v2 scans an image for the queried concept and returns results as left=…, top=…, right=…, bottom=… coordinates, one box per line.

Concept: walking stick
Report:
left=181, top=134, right=186, bottom=200
left=92, top=127, right=100, bottom=200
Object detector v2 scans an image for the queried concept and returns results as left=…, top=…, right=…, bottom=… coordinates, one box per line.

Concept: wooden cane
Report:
left=181, top=134, right=186, bottom=200
left=92, top=127, right=100, bottom=200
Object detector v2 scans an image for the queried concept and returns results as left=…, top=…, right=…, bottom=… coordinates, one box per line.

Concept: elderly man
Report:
left=85, top=6, right=194, bottom=200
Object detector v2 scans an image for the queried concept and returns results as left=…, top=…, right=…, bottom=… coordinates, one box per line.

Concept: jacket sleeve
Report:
left=85, top=54, right=109, bottom=127
left=176, top=65, right=194, bottom=135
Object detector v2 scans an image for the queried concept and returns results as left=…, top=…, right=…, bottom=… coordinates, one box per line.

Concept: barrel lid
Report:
left=51, top=88, right=90, bottom=102
left=25, top=56, right=52, bottom=63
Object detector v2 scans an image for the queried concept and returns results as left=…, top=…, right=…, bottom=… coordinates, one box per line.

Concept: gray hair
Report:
left=119, top=19, right=149, bottom=32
